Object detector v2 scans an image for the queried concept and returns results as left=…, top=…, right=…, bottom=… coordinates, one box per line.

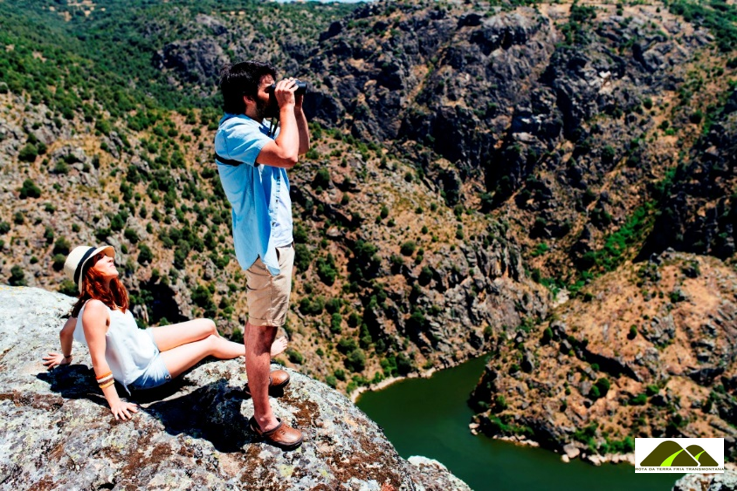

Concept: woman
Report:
left=43, top=245, right=289, bottom=420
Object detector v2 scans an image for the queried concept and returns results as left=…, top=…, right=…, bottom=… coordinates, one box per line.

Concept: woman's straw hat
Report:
left=64, top=245, right=115, bottom=293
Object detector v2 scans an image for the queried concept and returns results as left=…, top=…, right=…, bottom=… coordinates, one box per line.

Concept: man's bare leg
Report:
left=245, top=320, right=279, bottom=431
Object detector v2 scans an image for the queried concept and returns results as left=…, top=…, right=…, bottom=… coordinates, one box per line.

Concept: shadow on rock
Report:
left=36, top=364, right=109, bottom=409
left=143, top=379, right=256, bottom=453
left=38, top=368, right=254, bottom=453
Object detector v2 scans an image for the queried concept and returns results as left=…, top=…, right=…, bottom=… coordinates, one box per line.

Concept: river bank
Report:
left=350, top=367, right=438, bottom=403
left=356, top=355, right=682, bottom=491
left=356, top=356, right=634, bottom=468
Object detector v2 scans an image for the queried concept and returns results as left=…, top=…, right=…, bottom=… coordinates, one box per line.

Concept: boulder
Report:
left=673, top=470, right=737, bottom=491
left=0, top=286, right=470, bottom=490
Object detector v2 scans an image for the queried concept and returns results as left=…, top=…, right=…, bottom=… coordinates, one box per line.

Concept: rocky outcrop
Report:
left=0, top=286, right=470, bottom=490
left=674, top=470, right=737, bottom=491
left=641, top=86, right=737, bottom=260
left=469, top=252, right=737, bottom=462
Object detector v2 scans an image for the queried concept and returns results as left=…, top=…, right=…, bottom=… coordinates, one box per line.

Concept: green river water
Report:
left=356, top=355, right=682, bottom=491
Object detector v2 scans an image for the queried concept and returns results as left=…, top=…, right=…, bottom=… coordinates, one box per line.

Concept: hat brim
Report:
left=77, top=245, right=115, bottom=293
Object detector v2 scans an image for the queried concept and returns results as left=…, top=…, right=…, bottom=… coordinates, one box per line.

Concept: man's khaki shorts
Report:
left=245, top=244, right=294, bottom=327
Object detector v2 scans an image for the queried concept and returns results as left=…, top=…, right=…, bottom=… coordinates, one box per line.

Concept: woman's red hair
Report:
left=71, top=266, right=129, bottom=318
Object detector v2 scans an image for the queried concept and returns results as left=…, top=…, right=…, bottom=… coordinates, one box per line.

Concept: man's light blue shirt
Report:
left=215, top=113, right=293, bottom=276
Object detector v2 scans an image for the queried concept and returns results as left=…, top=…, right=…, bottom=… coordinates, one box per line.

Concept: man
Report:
left=215, top=61, right=309, bottom=449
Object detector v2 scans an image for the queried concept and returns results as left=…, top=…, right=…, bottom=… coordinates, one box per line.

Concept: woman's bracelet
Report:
left=63, top=354, right=73, bottom=359
left=96, top=372, right=114, bottom=389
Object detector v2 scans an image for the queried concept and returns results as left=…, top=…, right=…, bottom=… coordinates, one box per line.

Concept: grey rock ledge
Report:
left=0, top=286, right=471, bottom=491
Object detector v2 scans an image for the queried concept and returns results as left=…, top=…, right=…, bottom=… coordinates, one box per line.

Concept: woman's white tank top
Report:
left=73, top=302, right=158, bottom=389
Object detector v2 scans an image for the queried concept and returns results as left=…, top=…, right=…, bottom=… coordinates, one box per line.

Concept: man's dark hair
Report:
left=220, top=61, right=277, bottom=114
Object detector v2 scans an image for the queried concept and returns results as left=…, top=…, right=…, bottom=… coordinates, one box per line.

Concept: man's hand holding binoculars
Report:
left=268, top=78, right=307, bottom=112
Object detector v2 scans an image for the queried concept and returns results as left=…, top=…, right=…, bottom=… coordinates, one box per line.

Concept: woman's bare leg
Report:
left=271, top=336, right=288, bottom=357
left=159, top=335, right=246, bottom=378
left=150, top=318, right=288, bottom=357
left=150, top=319, right=218, bottom=352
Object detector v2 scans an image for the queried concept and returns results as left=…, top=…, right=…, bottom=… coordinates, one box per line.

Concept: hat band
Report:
left=73, top=247, right=97, bottom=288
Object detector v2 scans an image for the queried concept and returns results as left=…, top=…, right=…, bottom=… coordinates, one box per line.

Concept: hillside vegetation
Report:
left=1, top=0, right=736, bottom=456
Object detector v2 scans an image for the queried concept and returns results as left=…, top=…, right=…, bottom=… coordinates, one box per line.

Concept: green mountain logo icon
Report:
left=640, top=441, right=719, bottom=467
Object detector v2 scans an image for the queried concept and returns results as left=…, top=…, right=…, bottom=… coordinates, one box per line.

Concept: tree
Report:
left=137, top=244, right=153, bottom=265
left=18, top=144, right=38, bottom=162
left=400, top=241, right=416, bottom=256
left=345, top=348, right=366, bottom=372
left=19, top=179, right=41, bottom=199
left=9, top=265, right=26, bottom=286
left=53, top=237, right=71, bottom=256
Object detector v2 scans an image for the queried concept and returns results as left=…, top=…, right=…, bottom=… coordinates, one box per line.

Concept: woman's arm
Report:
left=43, top=317, right=76, bottom=369
left=82, top=301, right=138, bottom=420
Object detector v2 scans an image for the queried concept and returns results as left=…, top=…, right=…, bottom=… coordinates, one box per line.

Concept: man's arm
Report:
left=256, top=80, right=300, bottom=169
left=294, top=92, right=310, bottom=155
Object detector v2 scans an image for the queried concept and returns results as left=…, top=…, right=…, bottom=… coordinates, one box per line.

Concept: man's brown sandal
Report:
left=243, top=369, right=290, bottom=397
left=249, top=417, right=304, bottom=450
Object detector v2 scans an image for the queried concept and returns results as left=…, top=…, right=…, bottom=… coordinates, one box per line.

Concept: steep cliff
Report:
left=468, top=251, right=737, bottom=462
left=0, top=286, right=470, bottom=490
left=0, top=0, right=548, bottom=395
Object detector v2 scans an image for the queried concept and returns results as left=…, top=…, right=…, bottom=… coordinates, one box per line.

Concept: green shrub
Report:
left=316, top=253, right=337, bottom=285
left=298, top=296, right=324, bottom=315
left=53, top=161, right=70, bottom=174
left=294, top=243, right=313, bottom=272
left=18, top=144, right=38, bottom=162
left=330, top=313, right=342, bottom=334
left=396, top=352, right=413, bottom=375
left=52, top=254, right=66, bottom=271
left=19, top=179, right=41, bottom=199
left=228, top=328, right=243, bottom=344
left=594, top=378, right=610, bottom=398
left=419, top=266, right=433, bottom=285
left=138, top=244, right=153, bottom=264
left=43, top=226, right=54, bottom=244
left=191, top=285, right=216, bottom=317
left=53, top=237, right=71, bottom=256
left=9, top=265, right=26, bottom=286
left=628, top=325, right=638, bottom=339
left=0, top=222, right=9, bottom=234
left=313, top=168, right=331, bottom=189
left=95, top=228, right=111, bottom=242
left=124, top=228, right=139, bottom=244
left=345, top=348, right=366, bottom=372
left=110, top=214, right=125, bottom=231
left=494, top=395, right=508, bottom=412
left=325, top=297, right=342, bottom=313
left=286, top=348, right=304, bottom=364
left=347, top=312, right=361, bottom=327
left=400, top=240, right=416, bottom=256
left=337, top=337, right=358, bottom=354
left=630, top=393, right=647, bottom=405
left=58, top=279, right=78, bottom=296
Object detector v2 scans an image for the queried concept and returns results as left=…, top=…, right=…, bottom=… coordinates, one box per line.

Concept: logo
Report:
left=635, top=438, right=724, bottom=473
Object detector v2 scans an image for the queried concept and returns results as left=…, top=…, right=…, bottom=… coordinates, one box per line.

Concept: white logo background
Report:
left=635, top=438, right=724, bottom=474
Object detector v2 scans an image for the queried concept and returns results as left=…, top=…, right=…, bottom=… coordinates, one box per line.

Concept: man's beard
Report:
left=256, top=95, right=279, bottom=121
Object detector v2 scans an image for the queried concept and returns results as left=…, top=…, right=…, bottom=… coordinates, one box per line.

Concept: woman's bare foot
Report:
left=270, top=337, right=288, bottom=357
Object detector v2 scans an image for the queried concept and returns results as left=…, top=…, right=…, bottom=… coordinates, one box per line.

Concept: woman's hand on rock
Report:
left=42, top=352, right=70, bottom=369
left=110, top=400, right=138, bottom=421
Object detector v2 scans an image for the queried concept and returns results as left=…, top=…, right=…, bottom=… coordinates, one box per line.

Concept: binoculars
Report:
left=267, top=80, right=307, bottom=96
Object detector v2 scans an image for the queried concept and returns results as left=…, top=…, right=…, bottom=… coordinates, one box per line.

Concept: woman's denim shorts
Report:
left=129, top=329, right=172, bottom=390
